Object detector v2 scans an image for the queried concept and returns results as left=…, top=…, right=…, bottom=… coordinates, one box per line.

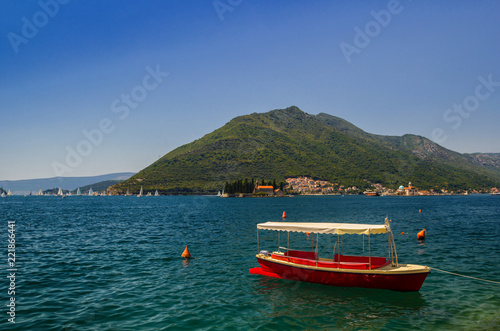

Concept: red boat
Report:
left=250, top=219, right=430, bottom=292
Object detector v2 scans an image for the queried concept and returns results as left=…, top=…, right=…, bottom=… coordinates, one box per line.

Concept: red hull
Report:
left=252, top=258, right=429, bottom=292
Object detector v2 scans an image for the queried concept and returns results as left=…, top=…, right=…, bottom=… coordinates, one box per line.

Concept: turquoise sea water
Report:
left=1, top=195, right=499, bottom=330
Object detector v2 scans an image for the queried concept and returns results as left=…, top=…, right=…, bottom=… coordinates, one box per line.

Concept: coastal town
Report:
left=216, top=176, right=498, bottom=197
left=284, top=177, right=497, bottom=196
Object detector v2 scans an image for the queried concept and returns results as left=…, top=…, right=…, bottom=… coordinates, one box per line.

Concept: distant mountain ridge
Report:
left=110, top=106, right=499, bottom=194
left=0, top=172, right=134, bottom=194
left=464, top=153, right=500, bottom=174
left=316, top=113, right=500, bottom=181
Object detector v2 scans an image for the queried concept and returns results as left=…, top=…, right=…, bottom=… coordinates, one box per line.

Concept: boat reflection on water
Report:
left=252, top=275, right=426, bottom=326
left=417, top=241, right=426, bottom=255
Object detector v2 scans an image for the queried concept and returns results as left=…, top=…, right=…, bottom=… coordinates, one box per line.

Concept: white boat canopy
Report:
left=257, top=222, right=390, bottom=235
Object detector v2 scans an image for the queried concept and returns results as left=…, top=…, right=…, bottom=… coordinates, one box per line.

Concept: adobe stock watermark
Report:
left=339, top=0, right=405, bottom=64
left=7, top=0, right=71, bottom=54
left=213, top=0, right=243, bottom=22
left=51, top=65, right=169, bottom=177
left=432, top=74, right=499, bottom=145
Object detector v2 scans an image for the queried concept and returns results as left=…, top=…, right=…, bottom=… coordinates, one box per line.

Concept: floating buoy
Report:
left=419, top=209, right=421, bottom=213
left=417, top=228, right=426, bottom=240
left=400, top=231, right=406, bottom=235
left=306, top=232, right=310, bottom=236
left=181, top=245, right=192, bottom=259
left=282, top=211, right=286, bottom=218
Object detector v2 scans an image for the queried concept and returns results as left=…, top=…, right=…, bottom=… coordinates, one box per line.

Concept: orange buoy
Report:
left=306, top=232, right=310, bottom=236
left=181, top=245, right=192, bottom=259
left=400, top=231, right=406, bottom=235
left=419, top=209, right=422, bottom=213
left=417, top=228, right=426, bottom=240
left=282, top=211, right=286, bottom=218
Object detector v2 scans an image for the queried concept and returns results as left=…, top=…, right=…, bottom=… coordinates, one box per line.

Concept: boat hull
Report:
left=252, top=257, right=429, bottom=292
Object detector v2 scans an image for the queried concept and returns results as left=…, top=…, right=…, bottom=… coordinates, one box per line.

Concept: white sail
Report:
left=76, top=187, right=81, bottom=195
left=89, top=188, right=94, bottom=196
left=7, top=189, right=12, bottom=196
left=154, top=190, right=159, bottom=196
left=58, top=187, right=63, bottom=196
left=126, top=188, right=130, bottom=196
left=1, top=192, right=5, bottom=198
left=138, top=186, right=143, bottom=197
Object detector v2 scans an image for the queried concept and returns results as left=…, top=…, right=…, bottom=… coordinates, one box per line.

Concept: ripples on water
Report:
left=1, top=195, right=499, bottom=330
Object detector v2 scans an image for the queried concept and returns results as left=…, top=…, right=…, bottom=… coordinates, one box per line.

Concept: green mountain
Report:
left=463, top=153, right=500, bottom=178
left=110, top=106, right=500, bottom=194
left=315, top=113, right=500, bottom=182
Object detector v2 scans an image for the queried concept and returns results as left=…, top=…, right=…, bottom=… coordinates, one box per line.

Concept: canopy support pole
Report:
left=388, top=233, right=391, bottom=264
left=333, top=239, right=337, bottom=262
left=337, top=234, right=340, bottom=268
left=257, top=228, right=259, bottom=253
left=390, top=231, right=399, bottom=267
left=363, top=234, right=365, bottom=256
left=368, top=233, right=371, bottom=270
left=315, top=233, right=319, bottom=267
left=287, top=232, right=290, bottom=262
left=278, top=232, right=280, bottom=253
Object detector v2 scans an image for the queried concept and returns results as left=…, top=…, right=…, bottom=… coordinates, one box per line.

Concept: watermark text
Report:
left=340, top=0, right=404, bottom=64
left=7, top=220, right=17, bottom=323
left=7, top=0, right=71, bottom=54
left=432, top=74, right=499, bottom=144
left=213, top=0, right=243, bottom=22
left=51, top=65, right=169, bottom=177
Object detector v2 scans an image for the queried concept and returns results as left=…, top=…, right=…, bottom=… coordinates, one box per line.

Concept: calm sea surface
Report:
left=1, top=195, right=499, bottom=330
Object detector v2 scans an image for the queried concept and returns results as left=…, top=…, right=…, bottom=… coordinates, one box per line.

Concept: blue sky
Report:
left=1, top=0, right=499, bottom=180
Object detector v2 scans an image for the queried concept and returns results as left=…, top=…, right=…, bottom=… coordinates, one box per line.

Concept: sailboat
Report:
left=126, top=188, right=131, bottom=196
left=37, top=189, right=43, bottom=196
left=137, top=186, right=143, bottom=197
left=146, top=191, right=152, bottom=196
left=154, top=190, right=159, bottom=196
left=89, top=188, right=94, bottom=196
left=57, top=187, right=63, bottom=196
left=7, top=189, right=12, bottom=196
left=1, top=192, right=5, bottom=198
left=76, top=187, right=81, bottom=196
